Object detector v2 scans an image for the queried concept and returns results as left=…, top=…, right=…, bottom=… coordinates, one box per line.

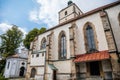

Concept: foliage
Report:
left=39, top=27, right=46, bottom=34
left=0, top=73, right=8, bottom=80
left=23, top=28, right=39, bottom=49
left=23, top=27, right=46, bottom=49
left=0, top=25, right=23, bottom=57
left=0, top=60, right=6, bottom=75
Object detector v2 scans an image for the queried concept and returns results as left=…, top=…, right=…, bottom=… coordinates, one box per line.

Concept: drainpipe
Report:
left=43, top=50, right=46, bottom=80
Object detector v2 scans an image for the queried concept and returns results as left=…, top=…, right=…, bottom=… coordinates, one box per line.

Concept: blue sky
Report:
left=0, top=0, right=118, bottom=35
left=0, top=0, right=47, bottom=34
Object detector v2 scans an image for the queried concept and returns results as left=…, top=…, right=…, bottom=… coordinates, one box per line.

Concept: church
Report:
left=26, top=1, right=120, bottom=80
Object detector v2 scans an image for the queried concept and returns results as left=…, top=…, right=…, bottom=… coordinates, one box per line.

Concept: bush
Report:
left=0, top=74, right=8, bottom=80
left=0, top=59, right=6, bottom=74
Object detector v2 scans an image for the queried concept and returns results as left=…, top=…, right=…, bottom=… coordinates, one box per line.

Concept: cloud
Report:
left=0, top=22, right=27, bottom=38
left=0, top=23, right=12, bottom=33
left=29, top=0, right=118, bottom=28
left=29, top=10, right=39, bottom=23
left=29, top=0, right=68, bottom=28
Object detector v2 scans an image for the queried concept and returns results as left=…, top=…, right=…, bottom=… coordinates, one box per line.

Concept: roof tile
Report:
left=74, top=50, right=110, bottom=63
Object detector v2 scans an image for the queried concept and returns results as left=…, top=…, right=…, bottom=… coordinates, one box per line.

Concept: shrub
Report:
left=0, top=74, right=8, bottom=80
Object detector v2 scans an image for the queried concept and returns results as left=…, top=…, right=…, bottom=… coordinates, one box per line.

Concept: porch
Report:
left=74, top=50, right=113, bottom=80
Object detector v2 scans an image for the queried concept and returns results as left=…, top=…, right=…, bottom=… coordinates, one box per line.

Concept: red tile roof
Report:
left=74, top=50, right=110, bottom=63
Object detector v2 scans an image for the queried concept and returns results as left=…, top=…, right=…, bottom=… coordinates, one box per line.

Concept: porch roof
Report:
left=74, top=50, right=110, bottom=63
left=48, top=64, right=58, bottom=70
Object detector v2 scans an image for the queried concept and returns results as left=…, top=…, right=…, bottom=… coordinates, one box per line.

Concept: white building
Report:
left=26, top=1, right=120, bottom=80
left=4, top=48, right=28, bottom=78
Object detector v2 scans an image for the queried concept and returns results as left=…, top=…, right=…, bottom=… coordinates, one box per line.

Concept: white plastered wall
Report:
left=76, top=13, right=109, bottom=55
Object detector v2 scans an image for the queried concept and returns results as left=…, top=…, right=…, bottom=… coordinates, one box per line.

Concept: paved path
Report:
left=9, top=78, right=25, bottom=80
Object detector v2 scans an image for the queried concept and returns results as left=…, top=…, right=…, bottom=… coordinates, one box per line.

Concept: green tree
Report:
left=39, top=27, right=46, bottom=34
left=23, top=27, right=46, bottom=49
left=0, top=25, right=23, bottom=57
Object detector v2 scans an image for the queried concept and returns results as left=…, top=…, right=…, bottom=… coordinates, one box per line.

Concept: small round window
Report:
left=65, top=11, right=67, bottom=15
left=22, top=62, right=25, bottom=65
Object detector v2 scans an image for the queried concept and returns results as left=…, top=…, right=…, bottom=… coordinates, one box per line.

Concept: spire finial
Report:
left=68, top=0, right=73, bottom=6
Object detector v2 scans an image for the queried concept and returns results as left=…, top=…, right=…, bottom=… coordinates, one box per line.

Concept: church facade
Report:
left=26, top=1, right=120, bottom=80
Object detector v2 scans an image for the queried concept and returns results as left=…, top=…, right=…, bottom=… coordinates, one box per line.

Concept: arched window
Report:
left=59, top=31, right=67, bottom=59
left=41, top=38, right=46, bottom=49
left=84, top=24, right=97, bottom=53
left=30, top=68, right=36, bottom=78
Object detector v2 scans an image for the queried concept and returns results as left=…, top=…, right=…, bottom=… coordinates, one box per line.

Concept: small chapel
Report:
left=4, top=48, right=28, bottom=78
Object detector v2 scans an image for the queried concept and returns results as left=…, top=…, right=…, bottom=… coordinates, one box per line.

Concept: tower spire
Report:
left=68, top=0, right=73, bottom=6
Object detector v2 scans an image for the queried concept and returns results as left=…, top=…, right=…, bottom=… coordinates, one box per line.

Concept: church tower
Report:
left=59, top=0, right=83, bottom=23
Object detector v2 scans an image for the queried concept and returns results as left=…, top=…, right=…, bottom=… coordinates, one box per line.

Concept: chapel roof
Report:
left=7, top=53, right=27, bottom=59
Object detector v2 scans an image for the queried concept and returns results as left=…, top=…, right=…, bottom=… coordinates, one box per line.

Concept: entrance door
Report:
left=53, top=70, right=57, bottom=80
left=19, top=67, right=25, bottom=76
left=89, top=61, right=100, bottom=76
left=30, top=68, right=36, bottom=78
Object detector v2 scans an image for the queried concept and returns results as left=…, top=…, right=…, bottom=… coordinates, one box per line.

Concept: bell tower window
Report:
left=65, top=11, right=67, bottom=16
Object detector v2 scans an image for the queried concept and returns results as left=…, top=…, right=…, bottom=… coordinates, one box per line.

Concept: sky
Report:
left=0, top=0, right=118, bottom=36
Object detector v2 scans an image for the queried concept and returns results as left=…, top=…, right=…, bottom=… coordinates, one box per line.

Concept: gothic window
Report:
left=41, top=38, right=46, bottom=49
left=30, top=68, right=36, bottom=78
left=84, top=23, right=97, bottom=53
left=59, top=31, right=67, bottom=59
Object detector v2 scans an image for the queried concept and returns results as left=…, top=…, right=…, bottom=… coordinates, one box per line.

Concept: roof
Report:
left=41, top=1, right=120, bottom=34
left=31, top=1, right=120, bottom=45
left=7, top=53, right=27, bottom=59
left=32, top=49, right=46, bottom=54
left=11, top=54, right=19, bottom=58
left=74, top=50, right=110, bottom=63
left=48, top=64, right=57, bottom=70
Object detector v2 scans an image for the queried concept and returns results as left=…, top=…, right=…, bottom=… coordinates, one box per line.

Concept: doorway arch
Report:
left=19, top=67, right=25, bottom=76
left=30, top=68, right=36, bottom=78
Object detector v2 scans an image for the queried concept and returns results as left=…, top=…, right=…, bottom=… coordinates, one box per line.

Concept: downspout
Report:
left=43, top=50, right=46, bottom=80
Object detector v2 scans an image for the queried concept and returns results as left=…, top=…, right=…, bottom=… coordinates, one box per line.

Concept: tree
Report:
left=39, top=27, right=46, bottom=34
left=23, top=27, right=46, bottom=49
left=0, top=25, right=23, bottom=57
